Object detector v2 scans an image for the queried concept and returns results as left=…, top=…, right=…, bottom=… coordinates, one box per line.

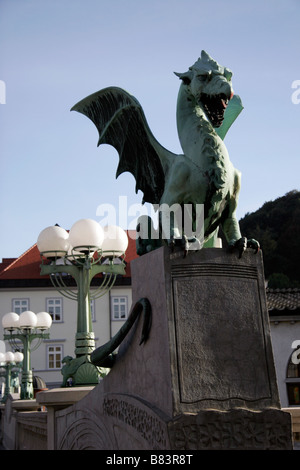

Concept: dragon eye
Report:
left=197, top=71, right=212, bottom=82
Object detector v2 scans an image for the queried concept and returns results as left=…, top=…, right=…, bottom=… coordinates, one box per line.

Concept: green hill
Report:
left=238, top=190, right=300, bottom=288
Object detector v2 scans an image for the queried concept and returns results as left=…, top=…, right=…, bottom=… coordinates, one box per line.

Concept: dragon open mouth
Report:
left=200, top=93, right=229, bottom=128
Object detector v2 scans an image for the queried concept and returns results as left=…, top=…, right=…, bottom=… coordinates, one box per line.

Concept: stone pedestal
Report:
left=53, top=247, right=293, bottom=450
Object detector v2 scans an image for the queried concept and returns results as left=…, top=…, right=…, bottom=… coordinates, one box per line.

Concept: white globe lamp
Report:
left=14, top=351, right=24, bottom=363
left=68, top=219, right=104, bottom=252
left=36, top=311, right=52, bottom=330
left=2, top=312, right=19, bottom=331
left=19, top=311, right=37, bottom=329
left=5, top=351, right=15, bottom=363
left=101, top=225, right=128, bottom=257
left=37, top=225, right=70, bottom=257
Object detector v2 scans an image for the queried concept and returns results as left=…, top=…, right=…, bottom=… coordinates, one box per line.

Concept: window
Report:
left=12, top=298, right=29, bottom=314
left=47, top=344, right=63, bottom=370
left=111, top=296, right=128, bottom=320
left=46, top=298, right=63, bottom=322
left=286, top=348, right=300, bottom=406
left=287, top=383, right=300, bottom=406
left=287, top=361, right=300, bottom=378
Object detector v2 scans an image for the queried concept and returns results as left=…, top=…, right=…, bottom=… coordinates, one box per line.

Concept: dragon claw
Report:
left=247, top=238, right=260, bottom=253
left=237, top=236, right=247, bottom=258
left=229, top=237, right=260, bottom=258
left=168, top=236, right=202, bottom=257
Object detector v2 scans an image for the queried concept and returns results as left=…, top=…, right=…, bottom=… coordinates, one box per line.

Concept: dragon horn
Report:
left=201, top=50, right=212, bottom=61
left=200, top=50, right=220, bottom=70
left=174, top=70, right=192, bottom=84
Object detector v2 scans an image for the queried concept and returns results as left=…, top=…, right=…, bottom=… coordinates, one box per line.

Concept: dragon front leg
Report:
left=159, top=202, right=203, bottom=256
left=159, top=204, right=182, bottom=251
left=222, top=212, right=260, bottom=258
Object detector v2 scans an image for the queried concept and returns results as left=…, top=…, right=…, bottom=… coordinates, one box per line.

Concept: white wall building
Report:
left=268, top=288, right=300, bottom=409
left=0, top=234, right=137, bottom=389
left=0, top=285, right=132, bottom=388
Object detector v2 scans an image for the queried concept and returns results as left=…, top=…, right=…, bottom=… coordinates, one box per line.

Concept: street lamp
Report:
left=37, top=219, right=128, bottom=386
left=0, top=351, right=24, bottom=402
left=2, top=311, right=52, bottom=399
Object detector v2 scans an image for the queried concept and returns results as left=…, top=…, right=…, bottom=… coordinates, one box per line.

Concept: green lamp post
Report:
left=2, top=311, right=52, bottom=399
left=37, top=219, right=128, bottom=386
left=0, top=351, right=23, bottom=402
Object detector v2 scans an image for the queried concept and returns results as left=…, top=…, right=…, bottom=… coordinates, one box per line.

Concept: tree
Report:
left=238, top=190, right=300, bottom=288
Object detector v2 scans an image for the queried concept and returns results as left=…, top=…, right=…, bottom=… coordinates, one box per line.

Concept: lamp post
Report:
left=2, top=311, right=52, bottom=399
left=0, top=351, right=23, bottom=403
left=37, top=219, right=128, bottom=386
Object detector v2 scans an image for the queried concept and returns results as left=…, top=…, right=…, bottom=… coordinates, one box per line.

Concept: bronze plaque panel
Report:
left=172, top=263, right=272, bottom=406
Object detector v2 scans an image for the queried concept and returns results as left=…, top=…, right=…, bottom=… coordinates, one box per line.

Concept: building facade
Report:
left=0, top=232, right=137, bottom=388
left=268, top=288, right=300, bottom=408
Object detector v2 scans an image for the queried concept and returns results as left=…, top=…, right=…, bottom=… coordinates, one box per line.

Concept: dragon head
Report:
left=175, top=50, right=234, bottom=127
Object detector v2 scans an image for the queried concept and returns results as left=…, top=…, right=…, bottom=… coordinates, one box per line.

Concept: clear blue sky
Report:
left=0, top=0, right=299, bottom=259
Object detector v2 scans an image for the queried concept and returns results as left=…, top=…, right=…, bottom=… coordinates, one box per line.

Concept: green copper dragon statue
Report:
left=70, top=52, right=259, bottom=371
left=72, top=50, right=259, bottom=257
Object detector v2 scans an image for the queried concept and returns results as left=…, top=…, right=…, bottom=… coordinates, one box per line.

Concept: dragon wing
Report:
left=215, top=94, right=244, bottom=140
left=71, top=87, right=177, bottom=205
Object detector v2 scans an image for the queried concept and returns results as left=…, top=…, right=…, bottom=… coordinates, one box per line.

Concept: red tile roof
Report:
left=0, top=258, right=17, bottom=272
left=0, top=230, right=138, bottom=280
